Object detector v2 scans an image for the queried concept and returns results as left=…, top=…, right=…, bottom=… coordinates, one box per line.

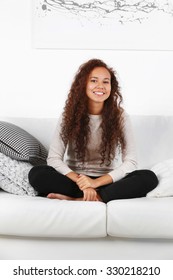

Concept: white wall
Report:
left=0, top=0, right=173, bottom=118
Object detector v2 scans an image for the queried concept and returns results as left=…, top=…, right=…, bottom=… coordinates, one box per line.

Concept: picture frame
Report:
left=32, top=0, right=173, bottom=50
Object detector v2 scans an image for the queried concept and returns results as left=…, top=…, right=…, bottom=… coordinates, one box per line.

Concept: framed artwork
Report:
left=32, top=0, right=173, bottom=50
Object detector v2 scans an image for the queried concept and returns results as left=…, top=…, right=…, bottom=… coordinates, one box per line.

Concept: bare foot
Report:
left=47, top=193, right=83, bottom=201
left=47, top=193, right=102, bottom=202
left=47, top=193, right=73, bottom=200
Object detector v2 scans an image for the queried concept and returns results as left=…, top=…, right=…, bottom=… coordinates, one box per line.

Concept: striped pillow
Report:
left=0, top=121, right=48, bottom=165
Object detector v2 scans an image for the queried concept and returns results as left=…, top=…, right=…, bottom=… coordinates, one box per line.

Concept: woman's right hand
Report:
left=83, top=188, right=99, bottom=201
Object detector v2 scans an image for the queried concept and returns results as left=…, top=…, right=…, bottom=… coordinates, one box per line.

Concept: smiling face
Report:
left=86, top=67, right=111, bottom=114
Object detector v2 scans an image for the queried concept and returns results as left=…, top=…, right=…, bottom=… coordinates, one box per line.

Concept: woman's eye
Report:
left=91, top=79, right=97, bottom=83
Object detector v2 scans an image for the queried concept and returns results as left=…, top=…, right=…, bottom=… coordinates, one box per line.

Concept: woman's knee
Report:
left=136, top=169, right=159, bottom=190
left=28, top=165, right=51, bottom=186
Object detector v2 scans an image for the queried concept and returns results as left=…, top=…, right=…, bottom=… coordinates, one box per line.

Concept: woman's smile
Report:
left=93, top=91, right=105, bottom=96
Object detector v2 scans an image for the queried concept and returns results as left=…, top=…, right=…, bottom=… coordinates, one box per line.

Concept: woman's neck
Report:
left=88, top=102, right=103, bottom=115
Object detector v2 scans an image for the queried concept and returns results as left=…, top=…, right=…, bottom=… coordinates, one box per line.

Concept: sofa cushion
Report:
left=147, top=159, right=173, bottom=197
left=0, top=121, right=48, bottom=165
left=0, top=152, right=37, bottom=196
left=131, top=115, right=173, bottom=169
left=0, top=191, right=107, bottom=238
left=107, top=197, right=173, bottom=238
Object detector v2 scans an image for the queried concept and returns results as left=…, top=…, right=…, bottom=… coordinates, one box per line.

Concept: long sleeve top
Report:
left=47, top=113, right=138, bottom=182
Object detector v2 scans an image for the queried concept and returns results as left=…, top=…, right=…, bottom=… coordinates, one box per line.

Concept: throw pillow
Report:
left=0, top=152, right=38, bottom=196
left=0, top=121, right=48, bottom=165
left=147, top=159, right=173, bottom=197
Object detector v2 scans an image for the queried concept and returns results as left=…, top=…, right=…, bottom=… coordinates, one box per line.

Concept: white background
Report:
left=0, top=0, right=173, bottom=118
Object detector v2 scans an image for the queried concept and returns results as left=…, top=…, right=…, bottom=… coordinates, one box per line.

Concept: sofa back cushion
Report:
left=1, top=115, right=173, bottom=168
left=131, top=115, right=173, bottom=168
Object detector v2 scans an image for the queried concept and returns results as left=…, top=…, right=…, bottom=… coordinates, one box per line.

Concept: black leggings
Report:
left=28, top=165, right=158, bottom=203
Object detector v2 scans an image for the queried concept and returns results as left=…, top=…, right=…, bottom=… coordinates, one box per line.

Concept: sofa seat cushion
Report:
left=107, top=197, right=173, bottom=239
left=0, top=191, right=106, bottom=238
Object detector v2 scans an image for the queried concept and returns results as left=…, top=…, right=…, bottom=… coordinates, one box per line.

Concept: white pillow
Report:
left=147, top=159, right=173, bottom=197
left=0, top=152, right=38, bottom=196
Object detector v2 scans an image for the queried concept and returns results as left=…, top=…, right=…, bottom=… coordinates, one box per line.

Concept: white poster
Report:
left=32, top=0, right=173, bottom=50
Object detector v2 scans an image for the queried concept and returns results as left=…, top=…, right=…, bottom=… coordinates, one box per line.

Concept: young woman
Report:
left=29, top=59, right=158, bottom=203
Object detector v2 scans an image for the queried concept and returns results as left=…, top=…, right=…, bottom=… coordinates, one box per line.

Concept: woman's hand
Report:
left=83, top=188, right=99, bottom=201
left=76, top=174, right=96, bottom=190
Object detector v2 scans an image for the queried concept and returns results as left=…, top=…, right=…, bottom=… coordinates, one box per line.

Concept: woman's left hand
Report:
left=83, top=188, right=99, bottom=201
left=76, top=174, right=96, bottom=190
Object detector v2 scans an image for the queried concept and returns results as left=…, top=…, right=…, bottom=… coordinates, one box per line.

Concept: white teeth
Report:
left=94, top=92, right=104, bottom=96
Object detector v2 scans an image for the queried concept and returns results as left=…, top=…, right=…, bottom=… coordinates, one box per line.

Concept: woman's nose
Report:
left=97, top=82, right=104, bottom=88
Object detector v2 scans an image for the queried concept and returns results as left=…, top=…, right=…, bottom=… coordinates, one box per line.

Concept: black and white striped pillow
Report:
left=0, top=121, right=48, bottom=165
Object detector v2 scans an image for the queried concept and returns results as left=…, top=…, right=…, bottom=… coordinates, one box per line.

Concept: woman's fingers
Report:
left=76, top=175, right=95, bottom=190
left=83, top=188, right=98, bottom=201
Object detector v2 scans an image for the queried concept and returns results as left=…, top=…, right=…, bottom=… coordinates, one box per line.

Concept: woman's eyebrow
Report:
left=90, top=76, right=110, bottom=80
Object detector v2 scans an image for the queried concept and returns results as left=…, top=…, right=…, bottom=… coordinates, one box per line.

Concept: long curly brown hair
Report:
left=60, top=59, right=126, bottom=166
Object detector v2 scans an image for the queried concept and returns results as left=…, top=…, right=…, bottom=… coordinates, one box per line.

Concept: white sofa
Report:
left=0, top=115, right=173, bottom=260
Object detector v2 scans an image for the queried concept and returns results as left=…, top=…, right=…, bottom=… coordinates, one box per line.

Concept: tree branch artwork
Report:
left=38, top=0, right=173, bottom=24
left=33, top=0, right=173, bottom=49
